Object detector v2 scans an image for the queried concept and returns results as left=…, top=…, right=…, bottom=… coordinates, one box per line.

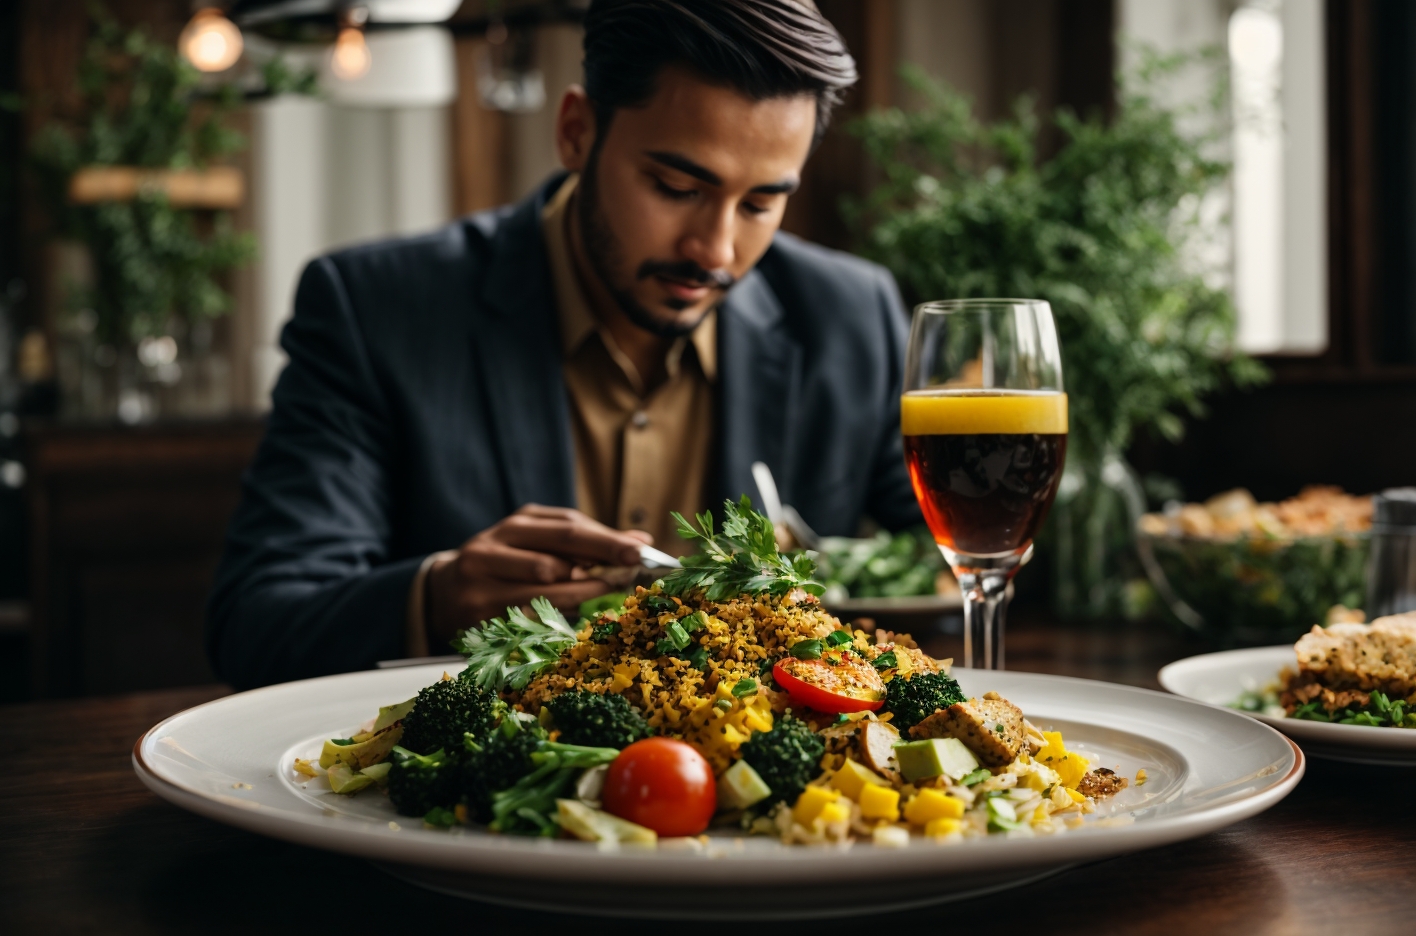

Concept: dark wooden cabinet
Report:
left=26, top=419, right=263, bottom=696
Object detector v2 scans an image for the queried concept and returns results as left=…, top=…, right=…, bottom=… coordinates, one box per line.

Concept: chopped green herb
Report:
left=960, top=768, right=991, bottom=786
left=715, top=699, right=733, bottom=711
left=663, top=619, right=692, bottom=651
left=423, top=806, right=458, bottom=828
left=686, top=644, right=710, bottom=670
left=590, top=619, right=621, bottom=643
left=825, top=630, right=854, bottom=648
left=871, top=650, right=898, bottom=670
left=641, top=595, right=677, bottom=615
left=790, top=639, right=823, bottom=660
left=732, top=678, right=758, bottom=698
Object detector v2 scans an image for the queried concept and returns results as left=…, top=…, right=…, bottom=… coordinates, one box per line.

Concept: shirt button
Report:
left=629, top=507, right=647, bottom=525
left=631, top=411, right=650, bottom=429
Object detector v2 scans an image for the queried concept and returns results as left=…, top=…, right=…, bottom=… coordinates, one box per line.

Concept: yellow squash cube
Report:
left=858, top=783, right=901, bottom=822
left=1038, top=730, right=1090, bottom=789
left=903, top=788, right=965, bottom=826
left=792, top=785, right=841, bottom=826
left=830, top=758, right=889, bottom=800
left=924, top=817, right=962, bottom=837
left=817, top=801, right=851, bottom=825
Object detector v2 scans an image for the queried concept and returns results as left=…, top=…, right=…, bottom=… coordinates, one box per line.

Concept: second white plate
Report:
left=1158, top=645, right=1416, bottom=766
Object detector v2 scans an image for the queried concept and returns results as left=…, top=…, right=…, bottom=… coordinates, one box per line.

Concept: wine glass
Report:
left=902, top=299, right=1067, bottom=670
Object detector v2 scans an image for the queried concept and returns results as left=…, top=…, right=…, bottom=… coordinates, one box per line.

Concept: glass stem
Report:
left=956, top=569, right=1010, bottom=670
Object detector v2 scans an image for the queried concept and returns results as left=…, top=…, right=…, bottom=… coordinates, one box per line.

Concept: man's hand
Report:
left=425, top=504, right=651, bottom=647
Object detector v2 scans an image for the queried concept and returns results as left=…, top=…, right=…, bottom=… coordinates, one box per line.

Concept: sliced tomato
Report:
left=773, top=656, right=886, bottom=714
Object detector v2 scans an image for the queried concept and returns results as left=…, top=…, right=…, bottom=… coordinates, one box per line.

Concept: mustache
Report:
left=636, top=259, right=736, bottom=291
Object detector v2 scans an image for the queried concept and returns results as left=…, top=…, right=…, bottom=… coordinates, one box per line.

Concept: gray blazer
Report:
left=207, top=174, right=921, bottom=688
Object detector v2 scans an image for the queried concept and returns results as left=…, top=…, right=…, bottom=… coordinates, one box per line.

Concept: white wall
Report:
left=247, top=97, right=452, bottom=408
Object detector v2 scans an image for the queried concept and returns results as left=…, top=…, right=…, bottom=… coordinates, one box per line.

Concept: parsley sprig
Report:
left=453, top=597, right=578, bottom=692
left=659, top=496, right=825, bottom=601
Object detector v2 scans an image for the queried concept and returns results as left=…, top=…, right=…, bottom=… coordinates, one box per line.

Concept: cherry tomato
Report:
left=773, top=655, right=886, bottom=714
left=601, top=738, right=717, bottom=836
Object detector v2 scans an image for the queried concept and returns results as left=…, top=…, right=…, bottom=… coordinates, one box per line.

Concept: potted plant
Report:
left=849, top=53, right=1267, bottom=619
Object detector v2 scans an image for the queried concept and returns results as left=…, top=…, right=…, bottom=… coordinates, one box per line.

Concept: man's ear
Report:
left=555, top=85, right=597, bottom=173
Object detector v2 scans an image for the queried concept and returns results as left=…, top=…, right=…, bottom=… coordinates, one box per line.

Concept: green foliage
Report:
left=1289, top=691, right=1416, bottom=729
left=29, top=7, right=258, bottom=345
left=883, top=670, right=966, bottom=731
left=454, top=596, right=580, bottom=692
left=546, top=690, right=655, bottom=749
left=849, top=52, right=1267, bottom=462
left=661, top=496, right=825, bottom=601
left=817, top=528, right=943, bottom=599
left=738, top=713, right=825, bottom=804
left=399, top=676, right=501, bottom=756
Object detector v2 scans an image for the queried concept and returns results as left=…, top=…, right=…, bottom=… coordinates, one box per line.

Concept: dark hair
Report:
left=582, top=0, right=858, bottom=150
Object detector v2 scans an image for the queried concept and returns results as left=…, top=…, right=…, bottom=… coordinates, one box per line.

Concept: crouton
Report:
left=908, top=692, right=1025, bottom=767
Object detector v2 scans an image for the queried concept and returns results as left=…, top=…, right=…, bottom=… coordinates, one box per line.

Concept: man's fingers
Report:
left=461, top=541, right=573, bottom=583
left=495, top=515, right=644, bottom=566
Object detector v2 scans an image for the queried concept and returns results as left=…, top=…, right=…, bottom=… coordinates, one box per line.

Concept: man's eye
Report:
left=741, top=200, right=771, bottom=216
left=654, top=180, right=697, bottom=201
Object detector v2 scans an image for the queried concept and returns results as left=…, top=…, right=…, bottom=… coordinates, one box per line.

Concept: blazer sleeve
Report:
left=866, top=267, right=926, bottom=532
left=206, top=256, right=421, bottom=689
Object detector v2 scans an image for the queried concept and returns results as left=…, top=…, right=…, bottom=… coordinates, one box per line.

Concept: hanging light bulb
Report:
left=180, top=7, right=244, bottom=73
left=330, top=6, right=372, bottom=82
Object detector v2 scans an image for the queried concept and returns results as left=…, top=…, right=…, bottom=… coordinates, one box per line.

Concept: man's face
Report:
left=562, top=67, right=818, bottom=335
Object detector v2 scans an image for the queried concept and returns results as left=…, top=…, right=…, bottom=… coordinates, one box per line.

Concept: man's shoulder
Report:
left=320, top=208, right=508, bottom=284
left=754, top=231, right=900, bottom=326
left=758, top=231, right=894, bottom=305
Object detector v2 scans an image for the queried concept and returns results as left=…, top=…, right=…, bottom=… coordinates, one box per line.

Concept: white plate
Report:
left=1158, top=646, right=1416, bottom=766
left=134, top=664, right=1302, bottom=919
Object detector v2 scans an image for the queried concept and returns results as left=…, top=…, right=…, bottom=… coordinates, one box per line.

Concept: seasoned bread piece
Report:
left=908, top=691, right=1025, bottom=767
left=1292, top=612, right=1416, bottom=699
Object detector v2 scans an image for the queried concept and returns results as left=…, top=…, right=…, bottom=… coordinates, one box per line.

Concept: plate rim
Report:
left=132, top=667, right=1305, bottom=885
left=1157, top=645, right=1416, bottom=756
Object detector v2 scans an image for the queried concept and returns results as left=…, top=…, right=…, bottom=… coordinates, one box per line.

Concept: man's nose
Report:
left=679, top=202, right=736, bottom=273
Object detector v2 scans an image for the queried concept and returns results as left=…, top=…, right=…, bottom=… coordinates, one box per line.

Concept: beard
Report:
left=576, top=145, right=734, bottom=339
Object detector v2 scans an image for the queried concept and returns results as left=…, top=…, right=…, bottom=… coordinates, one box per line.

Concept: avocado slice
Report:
left=894, top=737, right=980, bottom=783
left=319, top=721, right=404, bottom=770
left=371, top=697, right=417, bottom=733
left=326, top=762, right=375, bottom=794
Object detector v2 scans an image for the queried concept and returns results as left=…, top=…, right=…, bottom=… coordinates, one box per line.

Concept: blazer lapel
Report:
left=471, top=180, right=577, bottom=511
left=716, top=269, right=803, bottom=511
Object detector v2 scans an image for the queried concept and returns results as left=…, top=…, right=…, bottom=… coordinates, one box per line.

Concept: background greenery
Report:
left=30, top=9, right=314, bottom=348
left=849, top=52, right=1268, bottom=618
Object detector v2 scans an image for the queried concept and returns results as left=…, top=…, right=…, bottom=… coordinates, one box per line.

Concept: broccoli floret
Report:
left=884, top=670, right=966, bottom=731
left=738, top=713, right=825, bottom=805
left=546, top=691, right=654, bottom=748
left=482, top=740, right=620, bottom=835
left=387, top=746, right=462, bottom=819
left=459, top=716, right=548, bottom=820
left=400, top=676, right=499, bottom=755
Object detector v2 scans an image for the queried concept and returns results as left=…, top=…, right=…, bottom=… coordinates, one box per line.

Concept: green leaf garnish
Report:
left=871, top=650, right=898, bottom=670
left=453, top=597, right=578, bottom=692
left=789, top=639, right=824, bottom=660
left=825, top=630, right=854, bottom=648
left=659, top=495, right=826, bottom=601
left=732, top=678, right=758, bottom=698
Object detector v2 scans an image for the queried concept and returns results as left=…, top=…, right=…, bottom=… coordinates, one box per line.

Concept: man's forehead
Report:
left=606, top=66, right=816, bottom=185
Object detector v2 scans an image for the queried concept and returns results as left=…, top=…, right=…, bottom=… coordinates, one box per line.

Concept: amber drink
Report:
left=902, top=391, right=1068, bottom=557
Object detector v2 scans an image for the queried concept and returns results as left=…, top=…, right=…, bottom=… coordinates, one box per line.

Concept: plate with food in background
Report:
left=1159, top=611, right=1416, bottom=766
left=137, top=501, right=1302, bottom=919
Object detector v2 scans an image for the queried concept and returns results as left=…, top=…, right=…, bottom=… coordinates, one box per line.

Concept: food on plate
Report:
left=300, top=499, right=1135, bottom=845
left=1233, top=612, right=1416, bottom=729
left=1138, top=486, right=1371, bottom=639
left=1139, top=486, right=1373, bottom=541
left=816, top=528, right=958, bottom=601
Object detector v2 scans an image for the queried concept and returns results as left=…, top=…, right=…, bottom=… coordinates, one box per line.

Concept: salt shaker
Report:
left=1366, top=488, right=1416, bottom=618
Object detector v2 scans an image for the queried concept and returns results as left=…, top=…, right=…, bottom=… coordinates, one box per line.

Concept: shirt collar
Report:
left=540, top=174, right=718, bottom=387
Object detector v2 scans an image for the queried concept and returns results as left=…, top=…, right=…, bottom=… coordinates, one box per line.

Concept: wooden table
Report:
left=3, top=616, right=1414, bottom=935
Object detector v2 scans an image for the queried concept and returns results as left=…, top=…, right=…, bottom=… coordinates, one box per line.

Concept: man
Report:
left=208, top=0, right=921, bottom=689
